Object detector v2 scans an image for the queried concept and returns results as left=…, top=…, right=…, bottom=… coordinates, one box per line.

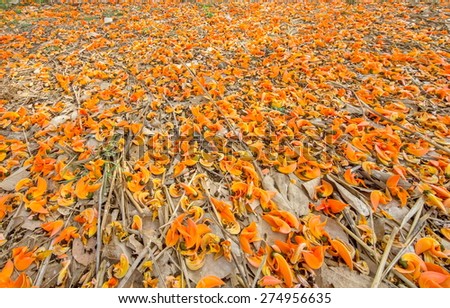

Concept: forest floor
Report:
left=0, top=1, right=449, bottom=288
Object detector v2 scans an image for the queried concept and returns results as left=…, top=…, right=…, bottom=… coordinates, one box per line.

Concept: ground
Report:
left=0, top=1, right=449, bottom=288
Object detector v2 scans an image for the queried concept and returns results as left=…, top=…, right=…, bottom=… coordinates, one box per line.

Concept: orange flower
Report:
left=113, top=254, right=130, bottom=279
left=196, top=276, right=225, bottom=288
left=315, top=180, right=333, bottom=198
left=0, top=260, right=32, bottom=288
left=262, top=210, right=299, bottom=234
left=210, top=197, right=240, bottom=234
left=180, top=183, right=203, bottom=200
left=53, top=226, right=79, bottom=245
left=75, top=176, right=101, bottom=199
left=395, top=253, right=426, bottom=281
left=74, top=208, right=98, bottom=238
left=386, top=174, right=409, bottom=207
left=272, top=253, right=295, bottom=287
left=258, top=275, right=283, bottom=287
left=41, top=220, right=64, bottom=237
left=316, top=198, right=348, bottom=215
left=303, top=246, right=326, bottom=270
left=343, top=169, right=365, bottom=186
left=306, top=215, right=328, bottom=240
left=131, top=215, right=143, bottom=231
left=239, top=222, right=261, bottom=254
left=277, top=161, right=297, bottom=174
left=415, top=237, right=449, bottom=259
left=12, top=246, right=36, bottom=271
left=370, top=190, right=390, bottom=211
left=418, top=271, right=450, bottom=288
left=329, top=239, right=353, bottom=270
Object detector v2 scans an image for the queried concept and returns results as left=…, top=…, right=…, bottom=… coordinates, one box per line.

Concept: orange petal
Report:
left=150, top=164, right=165, bottom=176
left=113, top=254, right=129, bottom=279
left=315, top=180, right=333, bottom=198
left=131, top=215, right=142, bottom=231
left=441, top=227, right=450, bottom=241
left=12, top=247, right=36, bottom=271
left=196, top=275, right=225, bottom=288
left=328, top=199, right=348, bottom=214
left=370, top=190, right=387, bottom=211
left=277, top=162, right=297, bottom=174
left=273, top=253, right=295, bottom=287
left=386, top=174, right=400, bottom=190
left=239, top=222, right=261, bottom=254
left=173, top=162, right=186, bottom=178
left=303, top=246, right=325, bottom=270
left=418, top=271, right=450, bottom=288
left=12, top=273, right=32, bottom=288
left=415, top=237, right=448, bottom=258
left=28, top=199, right=49, bottom=214
left=330, top=239, right=353, bottom=270
left=258, top=275, right=283, bottom=287
left=0, top=260, right=14, bottom=284
left=262, top=214, right=291, bottom=234
left=41, top=220, right=64, bottom=237
left=15, top=178, right=33, bottom=191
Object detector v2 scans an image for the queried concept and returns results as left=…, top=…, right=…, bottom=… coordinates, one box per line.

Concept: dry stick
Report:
left=178, top=252, right=192, bottom=289
left=124, top=189, right=144, bottom=215
left=101, top=168, right=119, bottom=231
left=406, top=200, right=426, bottom=240
left=96, top=259, right=108, bottom=288
left=330, top=82, right=450, bottom=156
left=336, top=218, right=380, bottom=261
left=118, top=242, right=151, bottom=288
left=372, top=227, right=399, bottom=288
left=381, top=211, right=431, bottom=279
left=34, top=240, right=54, bottom=287
left=393, top=269, right=418, bottom=288
left=95, top=166, right=109, bottom=275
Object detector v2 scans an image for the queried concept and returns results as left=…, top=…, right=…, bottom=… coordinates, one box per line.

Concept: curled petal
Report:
left=303, top=246, right=325, bottom=270
left=272, top=253, right=295, bottom=287
left=258, top=275, right=283, bottom=287
left=330, top=239, right=353, bottom=270
left=113, top=254, right=130, bottom=279
left=196, top=275, right=225, bottom=288
left=418, top=271, right=450, bottom=288
left=415, top=237, right=449, bottom=258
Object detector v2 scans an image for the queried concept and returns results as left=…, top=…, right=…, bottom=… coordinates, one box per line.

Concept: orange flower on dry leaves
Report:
left=0, top=260, right=32, bottom=288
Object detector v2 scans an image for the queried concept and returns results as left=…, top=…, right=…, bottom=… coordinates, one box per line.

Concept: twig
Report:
left=34, top=240, right=54, bottom=287
left=101, top=168, right=118, bottom=231
left=381, top=211, right=430, bottom=278
left=336, top=218, right=380, bottom=261
left=371, top=226, right=399, bottom=288
left=95, top=165, right=109, bottom=275
left=124, top=189, right=144, bottom=214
